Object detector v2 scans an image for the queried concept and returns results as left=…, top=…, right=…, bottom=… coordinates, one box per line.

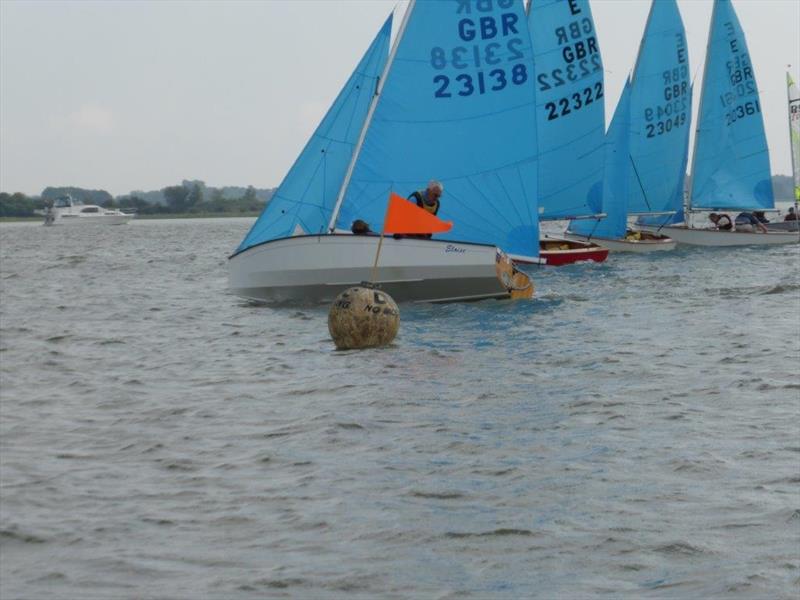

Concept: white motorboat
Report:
left=229, top=234, right=531, bottom=304
left=44, top=195, right=133, bottom=226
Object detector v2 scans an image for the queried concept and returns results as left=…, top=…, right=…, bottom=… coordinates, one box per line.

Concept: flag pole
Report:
left=370, top=193, right=392, bottom=284
left=370, top=232, right=386, bottom=284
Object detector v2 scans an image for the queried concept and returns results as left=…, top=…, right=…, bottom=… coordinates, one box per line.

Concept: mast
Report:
left=686, top=0, right=718, bottom=218
left=788, top=71, right=800, bottom=208
left=327, top=1, right=417, bottom=233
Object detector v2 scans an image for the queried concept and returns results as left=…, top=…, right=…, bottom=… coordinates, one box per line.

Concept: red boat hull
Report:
left=537, top=238, right=609, bottom=266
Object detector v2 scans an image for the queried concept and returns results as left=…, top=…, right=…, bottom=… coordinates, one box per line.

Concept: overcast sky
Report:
left=1, top=0, right=798, bottom=197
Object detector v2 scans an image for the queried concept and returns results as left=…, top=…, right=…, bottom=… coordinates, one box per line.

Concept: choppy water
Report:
left=1, top=217, right=798, bottom=599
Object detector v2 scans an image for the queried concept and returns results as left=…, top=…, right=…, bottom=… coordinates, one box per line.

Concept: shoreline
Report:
left=0, top=213, right=259, bottom=223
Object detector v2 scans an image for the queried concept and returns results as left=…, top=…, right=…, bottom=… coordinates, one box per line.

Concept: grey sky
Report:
left=1, top=0, right=798, bottom=197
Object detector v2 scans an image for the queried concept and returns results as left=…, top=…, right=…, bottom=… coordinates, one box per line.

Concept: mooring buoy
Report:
left=328, top=284, right=399, bottom=350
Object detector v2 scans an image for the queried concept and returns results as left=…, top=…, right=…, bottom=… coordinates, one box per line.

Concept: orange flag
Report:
left=382, top=192, right=453, bottom=235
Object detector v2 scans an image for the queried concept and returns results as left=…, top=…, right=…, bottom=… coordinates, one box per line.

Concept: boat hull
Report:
left=228, top=235, right=531, bottom=304
left=765, top=221, right=800, bottom=232
left=636, top=224, right=799, bottom=246
left=563, top=231, right=676, bottom=253
left=47, top=214, right=134, bottom=226
left=537, top=237, right=609, bottom=265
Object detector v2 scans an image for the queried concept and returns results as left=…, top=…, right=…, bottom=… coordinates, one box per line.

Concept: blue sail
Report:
left=235, top=15, right=392, bottom=255
left=627, top=0, right=691, bottom=222
left=336, top=0, right=540, bottom=259
left=689, top=0, right=773, bottom=211
left=527, top=0, right=605, bottom=219
left=570, top=81, right=632, bottom=239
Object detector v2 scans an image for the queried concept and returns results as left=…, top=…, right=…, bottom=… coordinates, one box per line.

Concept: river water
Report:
left=1, top=217, right=798, bottom=599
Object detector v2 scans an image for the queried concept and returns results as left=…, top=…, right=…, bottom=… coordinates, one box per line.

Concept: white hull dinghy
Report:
left=564, top=230, right=676, bottom=253
left=229, top=235, right=530, bottom=304
left=636, top=223, right=799, bottom=246
left=229, top=3, right=543, bottom=304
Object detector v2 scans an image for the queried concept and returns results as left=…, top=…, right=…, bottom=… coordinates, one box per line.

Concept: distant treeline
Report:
left=0, top=180, right=275, bottom=218
left=1, top=176, right=796, bottom=219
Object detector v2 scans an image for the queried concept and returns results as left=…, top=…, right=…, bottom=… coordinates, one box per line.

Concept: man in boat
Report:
left=785, top=207, right=798, bottom=221
left=350, top=219, right=373, bottom=235
left=734, top=212, right=768, bottom=233
left=404, top=180, right=444, bottom=239
left=708, top=213, right=732, bottom=231
left=753, top=211, right=769, bottom=224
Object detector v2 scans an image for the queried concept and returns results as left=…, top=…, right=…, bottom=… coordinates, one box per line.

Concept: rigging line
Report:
left=629, top=154, right=652, bottom=213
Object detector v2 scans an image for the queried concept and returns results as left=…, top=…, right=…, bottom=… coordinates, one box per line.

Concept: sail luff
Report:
left=328, top=2, right=417, bottom=233
left=686, top=0, right=718, bottom=213
left=629, top=0, right=657, bottom=86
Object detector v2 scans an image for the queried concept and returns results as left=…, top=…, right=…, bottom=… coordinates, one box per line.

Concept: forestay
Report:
left=689, top=0, right=773, bottom=211
left=335, top=0, right=540, bottom=259
left=570, top=82, right=632, bottom=239
left=628, top=0, right=691, bottom=225
left=234, top=16, right=392, bottom=255
left=526, top=0, right=605, bottom=219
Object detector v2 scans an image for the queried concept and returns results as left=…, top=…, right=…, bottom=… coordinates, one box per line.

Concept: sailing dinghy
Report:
left=523, top=0, right=609, bottom=265
left=767, top=72, right=800, bottom=232
left=637, top=0, right=798, bottom=246
left=229, top=2, right=541, bottom=303
left=567, top=0, right=687, bottom=252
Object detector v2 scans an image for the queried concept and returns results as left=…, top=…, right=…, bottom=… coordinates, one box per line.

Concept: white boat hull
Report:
left=563, top=231, right=676, bottom=253
left=636, top=224, right=799, bottom=246
left=228, top=234, right=529, bottom=303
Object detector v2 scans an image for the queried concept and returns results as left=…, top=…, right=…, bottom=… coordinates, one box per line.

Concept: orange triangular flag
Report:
left=382, top=192, right=453, bottom=235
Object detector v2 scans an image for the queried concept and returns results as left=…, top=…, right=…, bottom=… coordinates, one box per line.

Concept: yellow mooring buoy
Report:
left=328, top=284, right=400, bottom=350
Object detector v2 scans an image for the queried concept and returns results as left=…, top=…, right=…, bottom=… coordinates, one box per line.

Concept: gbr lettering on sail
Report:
left=431, top=0, right=529, bottom=99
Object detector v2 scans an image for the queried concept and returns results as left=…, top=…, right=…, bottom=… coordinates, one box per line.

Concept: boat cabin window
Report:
left=80, top=206, right=100, bottom=213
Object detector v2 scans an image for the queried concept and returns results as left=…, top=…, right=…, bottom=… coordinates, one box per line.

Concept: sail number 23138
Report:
left=430, top=3, right=528, bottom=99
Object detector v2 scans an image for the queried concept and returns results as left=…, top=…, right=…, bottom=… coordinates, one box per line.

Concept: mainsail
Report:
left=627, top=0, right=691, bottom=224
left=688, top=0, right=774, bottom=211
left=334, top=0, right=541, bottom=259
left=235, top=16, right=392, bottom=254
left=570, top=82, right=632, bottom=239
left=788, top=72, right=800, bottom=202
left=526, top=0, right=605, bottom=220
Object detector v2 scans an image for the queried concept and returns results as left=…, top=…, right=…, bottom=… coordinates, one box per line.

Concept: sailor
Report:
left=785, top=206, right=798, bottom=221
left=405, top=180, right=444, bottom=240
left=409, top=180, right=443, bottom=216
left=734, top=212, right=768, bottom=233
left=708, top=212, right=732, bottom=231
